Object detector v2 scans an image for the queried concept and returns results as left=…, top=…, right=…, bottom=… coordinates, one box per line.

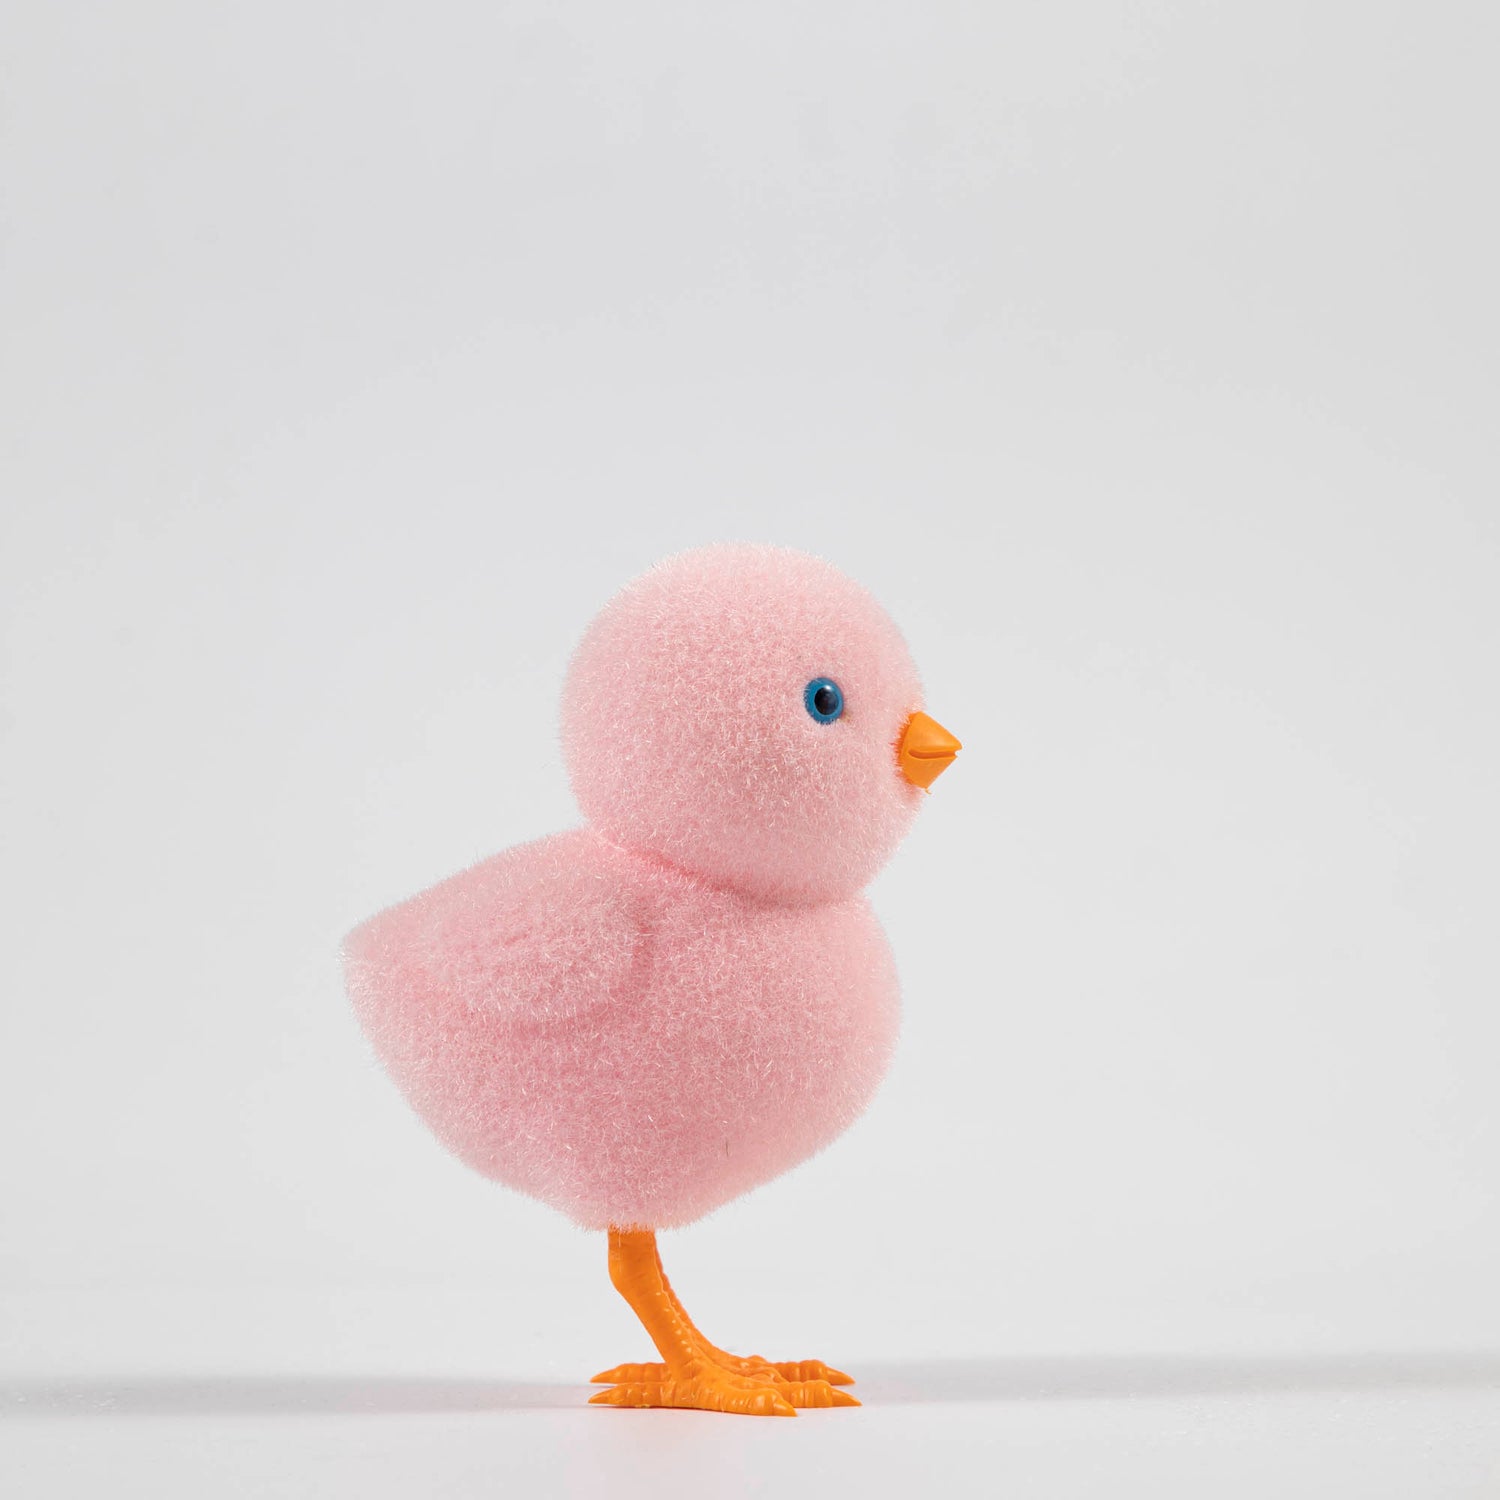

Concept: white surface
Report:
left=2, top=1, right=1497, bottom=1495
left=3, top=1284, right=1499, bottom=1497
left=5, top=1368, right=1499, bottom=1500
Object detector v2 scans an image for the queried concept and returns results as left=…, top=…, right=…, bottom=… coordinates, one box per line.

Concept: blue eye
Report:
left=803, top=677, right=844, bottom=723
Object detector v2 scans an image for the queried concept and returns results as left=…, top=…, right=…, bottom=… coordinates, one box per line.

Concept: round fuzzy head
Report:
left=561, top=545, right=927, bottom=905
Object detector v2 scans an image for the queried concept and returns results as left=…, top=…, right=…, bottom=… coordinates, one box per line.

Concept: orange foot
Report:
left=592, top=1361, right=858, bottom=1409
left=589, top=1360, right=799, bottom=1416
left=594, top=1227, right=861, bottom=1417
left=722, top=1356, right=855, bottom=1387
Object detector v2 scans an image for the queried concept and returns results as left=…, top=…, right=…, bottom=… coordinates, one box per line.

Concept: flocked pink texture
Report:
left=563, top=545, right=924, bottom=906
left=344, top=545, right=927, bottom=1230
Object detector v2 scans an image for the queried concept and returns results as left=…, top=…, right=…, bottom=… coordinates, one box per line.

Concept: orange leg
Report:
left=594, top=1236, right=854, bottom=1388
left=660, top=1235, right=854, bottom=1386
left=588, top=1228, right=857, bottom=1414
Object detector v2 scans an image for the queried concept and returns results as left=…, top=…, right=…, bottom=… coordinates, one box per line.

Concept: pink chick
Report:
left=343, top=544, right=960, bottom=1416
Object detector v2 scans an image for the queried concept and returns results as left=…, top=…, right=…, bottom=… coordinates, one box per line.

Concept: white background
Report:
left=2, top=2, right=1497, bottom=1495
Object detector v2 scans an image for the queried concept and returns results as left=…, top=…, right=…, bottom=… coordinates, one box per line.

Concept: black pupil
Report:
left=813, top=684, right=839, bottom=717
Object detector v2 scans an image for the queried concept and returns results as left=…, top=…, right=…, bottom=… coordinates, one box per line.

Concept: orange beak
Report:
left=897, top=710, right=961, bottom=790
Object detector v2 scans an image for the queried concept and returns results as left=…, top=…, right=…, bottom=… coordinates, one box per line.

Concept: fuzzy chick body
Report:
left=346, top=826, right=898, bottom=1228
